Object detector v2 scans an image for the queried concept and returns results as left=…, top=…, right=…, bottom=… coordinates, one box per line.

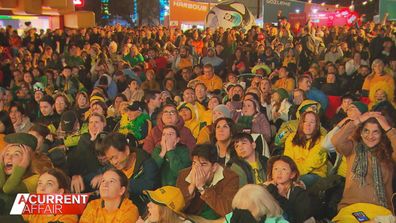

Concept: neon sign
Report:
left=73, top=0, right=84, bottom=7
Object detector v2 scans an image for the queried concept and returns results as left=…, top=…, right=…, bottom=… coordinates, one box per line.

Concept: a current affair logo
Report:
left=10, top=194, right=89, bottom=215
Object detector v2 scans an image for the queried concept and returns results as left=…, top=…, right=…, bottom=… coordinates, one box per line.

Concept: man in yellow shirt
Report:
left=194, top=64, right=223, bottom=93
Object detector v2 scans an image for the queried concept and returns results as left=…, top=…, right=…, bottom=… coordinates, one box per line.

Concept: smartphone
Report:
left=352, top=211, right=369, bottom=222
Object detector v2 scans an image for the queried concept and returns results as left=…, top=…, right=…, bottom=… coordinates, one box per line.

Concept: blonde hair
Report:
left=157, top=205, right=186, bottom=223
left=232, top=184, right=283, bottom=221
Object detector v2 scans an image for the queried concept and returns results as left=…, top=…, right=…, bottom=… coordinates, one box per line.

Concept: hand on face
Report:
left=17, top=146, right=32, bottom=169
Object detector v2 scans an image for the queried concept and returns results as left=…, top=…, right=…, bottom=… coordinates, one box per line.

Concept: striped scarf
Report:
left=352, top=142, right=387, bottom=207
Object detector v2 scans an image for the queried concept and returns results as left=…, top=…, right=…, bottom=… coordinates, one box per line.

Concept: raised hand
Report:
left=71, top=175, right=85, bottom=193
left=17, top=146, right=32, bottom=169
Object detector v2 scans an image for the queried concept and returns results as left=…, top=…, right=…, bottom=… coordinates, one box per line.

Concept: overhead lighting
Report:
left=362, top=1, right=367, bottom=5
left=295, top=9, right=300, bottom=13
left=349, top=5, right=355, bottom=10
left=308, top=0, right=312, bottom=3
left=335, top=4, right=339, bottom=8
left=321, top=2, right=325, bottom=6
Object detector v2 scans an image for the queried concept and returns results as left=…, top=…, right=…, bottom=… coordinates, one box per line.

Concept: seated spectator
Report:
left=362, top=59, right=395, bottom=97
left=197, top=104, right=231, bottom=144
left=232, top=133, right=268, bottom=184
left=151, top=125, right=191, bottom=186
left=9, top=103, right=31, bottom=133
left=211, top=117, right=247, bottom=186
left=178, top=103, right=202, bottom=139
left=275, top=99, right=327, bottom=148
left=272, top=66, right=295, bottom=93
left=0, top=133, right=39, bottom=214
left=122, top=78, right=144, bottom=103
left=73, top=91, right=90, bottom=122
left=284, top=111, right=327, bottom=187
left=270, top=88, right=291, bottom=129
left=194, top=64, right=223, bottom=93
left=140, top=186, right=194, bottom=223
left=297, top=75, right=328, bottom=111
left=368, top=81, right=395, bottom=110
left=330, top=94, right=355, bottom=128
left=224, top=184, right=288, bottom=223
left=23, top=168, right=78, bottom=223
left=237, top=98, right=272, bottom=143
left=36, top=95, right=60, bottom=134
left=176, top=144, right=239, bottom=220
left=331, top=112, right=396, bottom=222
left=101, top=132, right=160, bottom=214
left=141, top=69, right=161, bottom=91
left=70, top=113, right=109, bottom=193
left=265, top=155, right=314, bottom=223
left=54, top=93, right=71, bottom=117
left=143, top=103, right=196, bottom=154
left=80, top=168, right=139, bottom=223
left=118, top=101, right=151, bottom=143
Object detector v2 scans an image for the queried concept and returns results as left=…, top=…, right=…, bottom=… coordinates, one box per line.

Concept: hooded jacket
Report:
left=143, top=114, right=196, bottom=154
left=178, top=103, right=203, bottom=139
left=275, top=100, right=327, bottom=147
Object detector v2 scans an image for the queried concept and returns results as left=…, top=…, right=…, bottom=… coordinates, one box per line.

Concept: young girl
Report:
left=80, top=168, right=139, bottom=223
left=0, top=133, right=39, bottom=214
left=23, top=168, right=78, bottom=223
left=265, top=155, right=314, bottom=223
left=283, top=111, right=327, bottom=187
left=138, top=186, right=193, bottom=223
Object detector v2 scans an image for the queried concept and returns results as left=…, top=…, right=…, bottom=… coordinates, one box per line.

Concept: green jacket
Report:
left=151, top=145, right=191, bottom=186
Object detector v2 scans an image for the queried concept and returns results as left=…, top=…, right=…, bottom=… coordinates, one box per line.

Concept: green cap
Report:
left=5, top=133, right=38, bottom=150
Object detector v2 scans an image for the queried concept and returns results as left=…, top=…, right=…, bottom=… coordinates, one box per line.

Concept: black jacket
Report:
left=266, top=184, right=313, bottom=223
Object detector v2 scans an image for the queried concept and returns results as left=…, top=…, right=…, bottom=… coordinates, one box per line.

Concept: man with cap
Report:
left=36, top=95, right=60, bottom=134
left=0, top=133, right=39, bottom=213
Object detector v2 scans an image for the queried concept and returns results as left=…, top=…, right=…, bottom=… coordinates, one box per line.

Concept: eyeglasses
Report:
left=163, top=110, right=177, bottom=115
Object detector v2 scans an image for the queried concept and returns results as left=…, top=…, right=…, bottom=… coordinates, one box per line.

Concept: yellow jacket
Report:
left=80, top=198, right=139, bottom=223
left=284, top=132, right=327, bottom=177
left=178, top=103, right=202, bottom=139
left=195, top=74, right=223, bottom=92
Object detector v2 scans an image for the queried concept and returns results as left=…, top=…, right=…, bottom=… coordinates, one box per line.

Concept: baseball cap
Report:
left=126, top=101, right=143, bottom=112
left=5, top=133, right=38, bottom=151
left=59, top=110, right=78, bottom=133
left=143, top=186, right=185, bottom=213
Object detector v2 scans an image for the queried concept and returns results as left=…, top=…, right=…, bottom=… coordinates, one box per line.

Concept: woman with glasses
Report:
left=143, top=103, right=196, bottom=154
left=331, top=112, right=396, bottom=222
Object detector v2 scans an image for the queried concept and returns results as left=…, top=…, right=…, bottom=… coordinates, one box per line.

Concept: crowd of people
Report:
left=0, top=13, right=395, bottom=223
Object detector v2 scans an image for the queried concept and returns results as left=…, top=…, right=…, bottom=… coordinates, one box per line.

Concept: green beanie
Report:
left=351, top=101, right=368, bottom=114
left=275, top=88, right=289, bottom=101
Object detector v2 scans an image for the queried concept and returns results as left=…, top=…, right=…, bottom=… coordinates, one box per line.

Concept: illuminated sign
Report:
left=73, top=0, right=84, bottom=7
